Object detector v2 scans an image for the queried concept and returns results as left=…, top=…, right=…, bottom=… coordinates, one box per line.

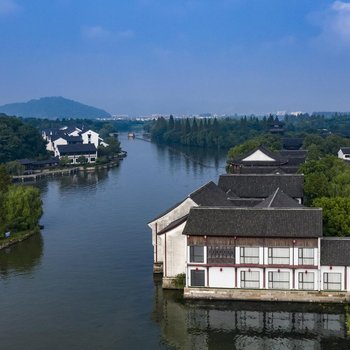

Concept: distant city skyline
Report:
left=1, top=0, right=350, bottom=116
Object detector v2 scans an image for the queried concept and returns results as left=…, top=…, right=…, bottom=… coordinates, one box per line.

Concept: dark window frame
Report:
left=190, top=269, right=205, bottom=287
left=189, top=246, right=204, bottom=263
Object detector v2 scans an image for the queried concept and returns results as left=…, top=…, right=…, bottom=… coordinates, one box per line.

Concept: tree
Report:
left=313, top=197, right=350, bottom=237
left=77, top=156, right=88, bottom=164
left=59, top=156, right=71, bottom=166
left=0, top=165, right=11, bottom=193
left=4, top=186, right=43, bottom=231
left=5, top=161, right=25, bottom=176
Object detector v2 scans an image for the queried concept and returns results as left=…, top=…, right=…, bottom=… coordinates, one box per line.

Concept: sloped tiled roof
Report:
left=183, top=207, right=322, bottom=238
left=57, top=143, right=96, bottom=154
left=255, top=188, right=304, bottom=208
left=189, top=181, right=232, bottom=206
left=321, top=238, right=350, bottom=266
left=148, top=181, right=231, bottom=223
left=234, top=146, right=288, bottom=166
left=218, top=174, right=304, bottom=199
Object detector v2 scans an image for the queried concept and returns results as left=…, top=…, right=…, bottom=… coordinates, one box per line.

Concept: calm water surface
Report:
left=0, top=134, right=349, bottom=349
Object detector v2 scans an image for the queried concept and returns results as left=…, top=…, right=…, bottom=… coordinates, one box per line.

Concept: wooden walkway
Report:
left=13, top=168, right=79, bottom=183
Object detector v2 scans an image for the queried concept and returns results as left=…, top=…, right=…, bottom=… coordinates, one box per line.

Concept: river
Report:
left=0, top=134, right=349, bottom=349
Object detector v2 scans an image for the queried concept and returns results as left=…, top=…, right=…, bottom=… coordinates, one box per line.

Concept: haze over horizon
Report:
left=1, top=0, right=350, bottom=116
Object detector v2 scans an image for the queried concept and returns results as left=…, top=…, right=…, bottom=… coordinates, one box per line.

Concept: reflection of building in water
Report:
left=153, top=278, right=349, bottom=350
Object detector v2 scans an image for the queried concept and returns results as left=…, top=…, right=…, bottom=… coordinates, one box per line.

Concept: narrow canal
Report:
left=0, top=134, right=349, bottom=349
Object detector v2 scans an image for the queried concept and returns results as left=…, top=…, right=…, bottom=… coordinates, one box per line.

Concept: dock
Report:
left=13, top=167, right=79, bottom=183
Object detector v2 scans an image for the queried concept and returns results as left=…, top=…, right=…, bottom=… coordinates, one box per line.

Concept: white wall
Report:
left=209, top=267, right=235, bottom=288
left=82, top=130, right=100, bottom=148
left=165, top=222, right=187, bottom=277
left=148, top=197, right=197, bottom=264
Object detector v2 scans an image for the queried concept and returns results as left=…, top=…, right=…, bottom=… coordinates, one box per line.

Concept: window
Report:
left=268, top=248, right=290, bottom=265
left=240, top=271, right=260, bottom=289
left=190, top=270, right=205, bottom=287
left=91, top=158, right=96, bottom=162
left=323, top=273, right=342, bottom=291
left=298, top=248, right=314, bottom=265
left=298, top=272, right=314, bottom=290
left=268, top=271, right=290, bottom=289
left=240, top=247, right=259, bottom=264
left=189, top=246, right=204, bottom=263
left=207, top=245, right=235, bottom=264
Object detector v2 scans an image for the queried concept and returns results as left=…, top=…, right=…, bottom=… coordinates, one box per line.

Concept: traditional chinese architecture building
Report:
left=149, top=174, right=350, bottom=303
left=227, top=145, right=307, bottom=174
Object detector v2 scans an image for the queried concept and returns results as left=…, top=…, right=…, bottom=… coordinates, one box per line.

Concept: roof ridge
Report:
left=188, top=181, right=215, bottom=198
left=268, top=187, right=280, bottom=208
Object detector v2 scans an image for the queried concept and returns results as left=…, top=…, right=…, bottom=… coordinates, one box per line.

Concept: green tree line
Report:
left=0, top=114, right=47, bottom=163
left=0, top=166, right=43, bottom=236
left=146, top=115, right=281, bottom=149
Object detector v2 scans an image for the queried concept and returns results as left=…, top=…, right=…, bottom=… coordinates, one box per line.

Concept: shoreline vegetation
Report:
left=0, top=227, right=40, bottom=251
left=0, top=166, right=43, bottom=248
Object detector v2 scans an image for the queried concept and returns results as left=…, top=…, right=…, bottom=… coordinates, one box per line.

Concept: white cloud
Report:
left=0, top=0, right=21, bottom=16
left=82, top=26, right=134, bottom=42
left=117, top=30, right=134, bottom=39
left=313, top=1, right=350, bottom=47
left=82, top=26, right=110, bottom=40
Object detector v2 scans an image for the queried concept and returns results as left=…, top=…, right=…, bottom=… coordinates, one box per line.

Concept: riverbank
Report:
left=12, top=154, right=125, bottom=183
left=0, top=228, right=40, bottom=250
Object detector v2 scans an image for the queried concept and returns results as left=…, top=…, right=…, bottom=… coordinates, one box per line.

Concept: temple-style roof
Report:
left=218, top=174, right=304, bottom=199
left=183, top=207, right=322, bottom=238
left=255, top=188, right=304, bottom=208
left=321, top=238, right=350, bottom=266
left=233, top=146, right=288, bottom=166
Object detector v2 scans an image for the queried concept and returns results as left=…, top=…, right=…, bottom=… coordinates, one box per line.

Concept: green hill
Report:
left=0, top=96, right=111, bottom=119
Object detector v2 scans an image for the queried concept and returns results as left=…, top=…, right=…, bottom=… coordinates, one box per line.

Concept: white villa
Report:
left=42, top=126, right=108, bottom=163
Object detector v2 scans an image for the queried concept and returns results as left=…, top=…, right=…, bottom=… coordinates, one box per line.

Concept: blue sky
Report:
left=1, top=0, right=350, bottom=116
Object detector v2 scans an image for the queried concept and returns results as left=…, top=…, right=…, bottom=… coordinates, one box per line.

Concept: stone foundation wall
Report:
left=184, top=287, right=350, bottom=304
left=153, top=262, right=163, bottom=274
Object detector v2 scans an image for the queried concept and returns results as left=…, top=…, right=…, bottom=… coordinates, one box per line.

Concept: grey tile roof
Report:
left=157, top=215, right=188, bottom=235
left=183, top=207, right=323, bottom=238
left=148, top=181, right=232, bottom=223
left=189, top=181, right=232, bottom=206
left=255, top=188, right=304, bottom=208
left=233, top=146, right=288, bottom=166
left=321, top=238, right=350, bottom=266
left=63, top=136, right=83, bottom=142
left=57, top=143, right=97, bottom=154
left=228, top=198, right=263, bottom=207
left=238, top=166, right=299, bottom=174
left=218, top=174, right=304, bottom=199
left=340, top=147, right=350, bottom=153
left=282, top=138, right=304, bottom=150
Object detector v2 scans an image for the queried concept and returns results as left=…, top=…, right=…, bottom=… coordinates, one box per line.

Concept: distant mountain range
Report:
left=0, top=96, right=111, bottom=119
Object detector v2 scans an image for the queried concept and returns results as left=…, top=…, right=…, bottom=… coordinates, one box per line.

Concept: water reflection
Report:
left=0, top=233, right=43, bottom=278
left=153, top=277, right=350, bottom=350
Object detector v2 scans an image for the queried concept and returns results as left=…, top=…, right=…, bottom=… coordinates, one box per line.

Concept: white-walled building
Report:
left=338, top=147, right=350, bottom=161
left=149, top=175, right=350, bottom=303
